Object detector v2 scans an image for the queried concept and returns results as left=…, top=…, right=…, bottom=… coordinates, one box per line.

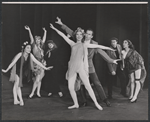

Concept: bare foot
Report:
left=37, top=93, right=41, bottom=98
left=48, top=93, right=52, bottom=96
left=29, top=93, right=34, bottom=98
left=68, top=104, right=79, bottom=109
left=129, top=96, right=133, bottom=100
left=14, top=101, right=20, bottom=105
left=20, top=101, right=24, bottom=106
left=130, top=97, right=137, bottom=102
left=95, top=103, right=103, bottom=110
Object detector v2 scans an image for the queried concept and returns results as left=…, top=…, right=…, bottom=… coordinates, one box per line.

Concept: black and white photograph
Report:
left=1, top=1, right=148, bottom=120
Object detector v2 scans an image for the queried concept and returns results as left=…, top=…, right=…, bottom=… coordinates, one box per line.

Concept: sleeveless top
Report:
left=66, top=42, right=88, bottom=80
left=9, top=53, right=32, bottom=87
left=32, top=42, right=45, bottom=76
left=32, top=42, right=45, bottom=62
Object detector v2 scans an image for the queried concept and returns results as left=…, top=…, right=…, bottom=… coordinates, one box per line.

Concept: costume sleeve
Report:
left=61, top=24, right=75, bottom=39
left=106, top=50, right=117, bottom=73
left=97, top=48, right=114, bottom=63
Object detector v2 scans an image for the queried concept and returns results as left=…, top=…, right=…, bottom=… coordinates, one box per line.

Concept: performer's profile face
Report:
left=25, top=45, right=31, bottom=53
left=76, top=31, right=83, bottom=41
left=111, top=40, right=117, bottom=48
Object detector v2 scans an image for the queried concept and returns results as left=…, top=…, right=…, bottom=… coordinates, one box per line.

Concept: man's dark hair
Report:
left=110, top=37, right=118, bottom=42
left=86, top=28, right=94, bottom=36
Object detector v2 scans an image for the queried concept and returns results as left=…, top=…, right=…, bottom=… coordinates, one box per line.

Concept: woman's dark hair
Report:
left=46, top=40, right=57, bottom=51
left=74, top=27, right=85, bottom=43
left=21, top=41, right=31, bottom=52
left=124, top=39, right=135, bottom=50
left=86, top=28, right=94, bottom=36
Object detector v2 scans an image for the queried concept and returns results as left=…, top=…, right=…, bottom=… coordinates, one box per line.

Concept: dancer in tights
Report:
left=25, top=25, right=48, bottom=98
left=55, top=17, right=119, bottom=107
left=2, top=42, right=52, bottom=106
left=50, top=23, right=115, bottom=110
left=122, top=39, right=147, bottom=103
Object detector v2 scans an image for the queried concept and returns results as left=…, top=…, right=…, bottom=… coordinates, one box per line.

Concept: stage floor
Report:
left=1, top=74, right=148, bottom=120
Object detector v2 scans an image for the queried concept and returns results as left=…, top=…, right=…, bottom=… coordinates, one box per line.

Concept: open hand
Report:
left=113, top=60, right=118, bottom=64
left=49, top=23, right=55, bottom=30
left=55, top=17, right=63, bottom=25
left=46, top=66, right=53, bottom=70
left=24, top=25, right=30, bottom=30
left=43, top=27, right=46, bottom=31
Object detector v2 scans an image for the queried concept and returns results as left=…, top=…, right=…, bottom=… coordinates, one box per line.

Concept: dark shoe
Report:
left=28, top=94, right=34, bottom=99
left=36, top=94, right=41, bottom=98
left=79, top=102, right=87, bottom=107
left=103, top=99, right=111, bottom=107
left=130, top=99, right=137, bottom=103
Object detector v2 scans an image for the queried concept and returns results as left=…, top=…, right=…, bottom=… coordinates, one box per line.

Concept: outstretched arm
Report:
left=86, top=43, right=115, bottom=51
left=24, top=25, right=34, bottom=44
left=55, top=17, right=74, bottom=38
left=97, top=48, right=119, bottom=64
left=50, top=23, right=75, bottom=46
left=42, top=27, right=47, bottom=44
left=2, top=52, right=22, bottom=73
left=30, top=53, right=53, bottom=70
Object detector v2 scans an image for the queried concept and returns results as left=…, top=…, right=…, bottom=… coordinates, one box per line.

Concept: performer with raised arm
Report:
left=2, top=42, right=52, bottom=106
left=55, top=17, right=120, bottom=107
left=50, top=23, right=116, bottom=110
left=25, top=25, right=49, bottom=98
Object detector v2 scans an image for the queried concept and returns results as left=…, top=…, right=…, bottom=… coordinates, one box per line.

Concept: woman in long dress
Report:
left=50, top=24, right=115, bottom=110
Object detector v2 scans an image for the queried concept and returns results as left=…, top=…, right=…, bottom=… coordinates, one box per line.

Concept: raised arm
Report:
left=42, top=27, right=47, bottom=44
left=86, top=43, right=115, bottom=51
left=2, top=52, right=22, bottom=73
left=30, top=53, right=53, bottom=70
left=24, top=25, right=34, bottom=44
left=50, top=23, right=75, bottom=46
left=55, top=17, right=74, bottom=38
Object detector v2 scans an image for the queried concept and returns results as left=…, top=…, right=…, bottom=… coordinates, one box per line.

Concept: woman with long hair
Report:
left=25, top=25, right=47, bottom=98
left=122, top=39, right=147, bottom=103
left=50, top=23, right=115, bottom=110
left=2, top=42, right=52, bottom=106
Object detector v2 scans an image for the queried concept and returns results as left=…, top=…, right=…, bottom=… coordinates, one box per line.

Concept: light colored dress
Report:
left=32, top=42, right=45, bottom=80
left=66, top=42, right=88, bottom=80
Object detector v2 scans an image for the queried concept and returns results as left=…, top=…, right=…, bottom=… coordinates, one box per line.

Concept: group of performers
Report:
left=2, top=17, right=147, bottom=110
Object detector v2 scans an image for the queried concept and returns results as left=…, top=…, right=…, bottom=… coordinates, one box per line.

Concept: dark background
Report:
left=2, top=4, right=148, bottom=88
